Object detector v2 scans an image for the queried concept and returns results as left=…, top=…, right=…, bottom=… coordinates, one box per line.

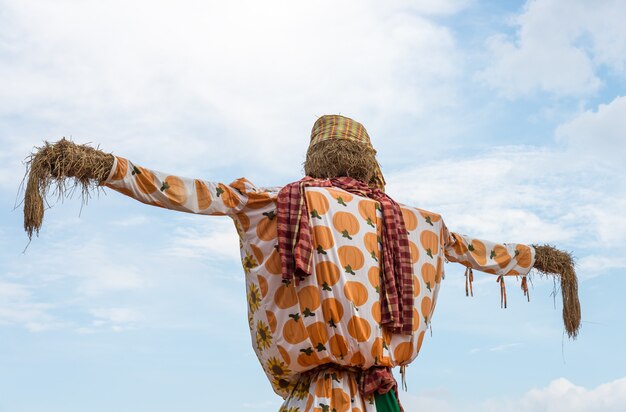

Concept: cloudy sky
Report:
left=1, top=0, right=626, bottom=411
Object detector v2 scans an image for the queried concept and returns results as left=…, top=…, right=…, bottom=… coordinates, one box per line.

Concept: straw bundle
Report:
left=23, top=138, right=114, bottom=240
left=304, top=139, right=378, bottom=187
left=532, top=244, right=581, bottom=339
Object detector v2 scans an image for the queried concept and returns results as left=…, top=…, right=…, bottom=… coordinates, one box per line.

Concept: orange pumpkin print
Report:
left=332, top=212, right=360, bottom=240
left=265, top=249, right=282, bottom=275
left=274, top=283, right=298, bottom=309
left=315, top=375, right=332, bottom=398
left=216, top=183, right=240, bottom=208
left=110, top=157, right=128, bottom=180
left=371, top=300, right=381, bottom=323
left=371, top=337, right=390, bottom=365
left=393, top=341, right=413, bottom=364
left=283, top=317, right=307, bottom=344
left=306, top=321, right=329, bottom=349
left=412, top=307, right=419, bottom=331
left=343, top=281, right=368, bottom=307
left=350, top=351, right=365, bottom=365
left=161, top=175, right=187, bottom=205
left=412, top=274, right=421, bottom=297
left=493, top=244, right=512, bottom=268
left=321, top=298, right=344, bottom=325
left=418, top=209, right=441, bottom=226
left=329, top=334, right=349, bottom=358
left=245, top=192, right=273, bottom=209
left=194, top=179, right=212, bottom=210
left=256, top=214, right=278, bottom=241
left=469, top=239, right=487, bottom=265
left=409, top=241, right=420, bottom=264
left=435, top=256, right=444, bottom=284
left=451, top=232, right=468, bottom=255
left=401, top=207, right=418, bottom=231
left=421, top=296, right=432, bottom=323
left=277, top=344, right=291, bottom=365
left=515, top=244, right=532, bottom=268
left=420, top=230, right=439, bottom=259
left=316, top=261, right=341, bottom=288
left=382, top=324, right=392, bottom=346
left=235, top=212, right=250, bottom=232
left=266, top=310, right=277, bottom=333
left=297, top=350, right=327, bottom=368
left=347, top=316, right=371, bottom=342
left=337, top=246, right=365, bottom=274
left=421, top=263, right=436, bottom=291
left=330, top=388, right=350, bottom=412
left=312, top=225, right=334, bottom=253
left=368, top=267, right=380, bottom=290
left=257, top=275, right=268, bottom=298
left=229, top=179, right=272, bottom=209
left=250, top=244, right=264, bottom=263
left=133, top=165, right=158, bottom=194
left=305, top=190, right=330, bottom=218
left=415, top=330, right=426, bottom=354
left=358, top=200, right=377, bottom=227
left=298, top=285, right=321, bottom=312
left=363, top=232, right=380, bottom=261
left=327, top=188, right=353, bottom=205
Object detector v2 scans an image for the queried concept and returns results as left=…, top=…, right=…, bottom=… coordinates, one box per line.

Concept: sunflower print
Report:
left=266, top=356, right=291, bottom=377
left=256, top=320, right=273, bottom=351
left=247, top=313, right=254, bottom=331
left=279, top=406, right=300, bottom=412
left=272, top=375, right=294, bottom=395
left=248, top=283, right=261, bottom=313
left=291, top=377, right=311, bottom=401
left=242, top=250, right=258, bottom=273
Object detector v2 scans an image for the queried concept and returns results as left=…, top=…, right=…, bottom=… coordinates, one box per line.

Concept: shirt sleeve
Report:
left=442, top=222, right=536, bottom=277
left=100, top=155, right=247, bottom=216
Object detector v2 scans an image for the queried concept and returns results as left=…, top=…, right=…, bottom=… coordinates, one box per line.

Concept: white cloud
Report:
left=482, top=377, right=626, bottom=412
left=400, top=377, right=626, bottom=412
left=577, top=255, right=626, bottom=280
left=0, top=280, right=62, bottom=331
left=164, top=217, right=241, bottom=262
left=89, top=307, right=144, bottom=332
left=385, top=139, right=625, bottom=282
left=76, top=263, right=147, bottom=296
left=0, top=0, right=465, bottom=184
left=478, top=0, right=626, bottom=98
left=386, top=147, right=577, bottom=243
left=556, top=95, right=626, bottom=168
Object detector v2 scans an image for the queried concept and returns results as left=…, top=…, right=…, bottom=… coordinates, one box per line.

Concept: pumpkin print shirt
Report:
left=102, top=156, right=536, bottom=412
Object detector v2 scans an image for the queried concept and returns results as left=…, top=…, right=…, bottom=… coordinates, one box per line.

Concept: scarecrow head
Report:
left=303, top=114, right=386, bottom=190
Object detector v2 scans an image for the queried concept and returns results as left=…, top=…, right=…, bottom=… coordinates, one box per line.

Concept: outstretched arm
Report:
left=442, top=225, right=580, bottom=338
left=23, top=138, right=247, bottom=239
left=100, top=155, right=246, bottom=216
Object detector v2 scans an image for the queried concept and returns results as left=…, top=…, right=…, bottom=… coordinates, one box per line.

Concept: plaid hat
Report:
left=309, top=114, right=386, bottom=190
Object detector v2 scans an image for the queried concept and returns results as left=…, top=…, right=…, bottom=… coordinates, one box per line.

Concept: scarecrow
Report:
left=23, top=115, right=580, bottom=412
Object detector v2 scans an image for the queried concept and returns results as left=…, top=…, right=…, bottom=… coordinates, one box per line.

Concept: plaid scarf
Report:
left=277, top=176, right=414, bottom=335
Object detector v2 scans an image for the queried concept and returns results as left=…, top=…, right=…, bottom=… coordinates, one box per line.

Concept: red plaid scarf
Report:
left=277, top=176, right=414, bottom=335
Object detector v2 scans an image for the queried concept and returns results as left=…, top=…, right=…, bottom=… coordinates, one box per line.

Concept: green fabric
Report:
left=374, top=390, right=401, bottom=412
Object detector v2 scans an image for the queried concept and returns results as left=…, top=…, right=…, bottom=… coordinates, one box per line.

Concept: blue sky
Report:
left=1, top=0, right=626, bottom=411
